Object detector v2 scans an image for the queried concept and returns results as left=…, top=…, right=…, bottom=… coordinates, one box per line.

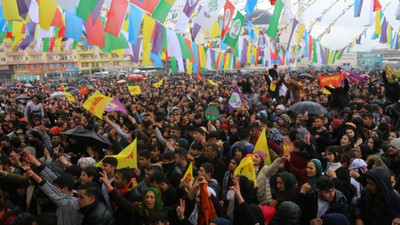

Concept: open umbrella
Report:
left=213, top=75, right=223, bottom=80
left=61, top=128, right=112, bottom=149
left=288, top=101, right=327, bottom=114
left=298, top=73, right=314, bottom=80
left=50, top=92, right=66, bottom=99
left=25, top=83, right=33, bottom=88
left=117, top=79, right=127, bottom=84
left=15, top=94, right=30, bottom=100
left=78, top=79, right=89, bottom=85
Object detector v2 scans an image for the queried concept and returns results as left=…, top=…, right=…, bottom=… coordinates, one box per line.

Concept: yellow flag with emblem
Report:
left=234, top=154, right=257, bottom=187
left=82, top=91, right=113, bottom=119
left=253, top=128, right=272, bottom=165
left=269, top=82, right=276, bottom=91
left=127, top=85, right=142, bottom=95
left=64, top=91, right=75, bottom=102
left=97, top=138, right=138, bottom=169
left=183, top=161, right=194, bottom=192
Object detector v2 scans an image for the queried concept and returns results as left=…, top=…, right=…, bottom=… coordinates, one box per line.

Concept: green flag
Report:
left=224, top=11, right=244, bottom=48
left=177, top=34, right=193, bottom=59
left=77, top=0, right=100, bottom=20
left=170, top=57, right=177, bottom=72
left=0, top=31, right=7, bottom=45
left=43, top=38, right=50, bottom=52
left=312, top=38, right=318, bottom=63
left=152, top=0, right=176, bottom=23
left=267, top=0, right=284, bottom=39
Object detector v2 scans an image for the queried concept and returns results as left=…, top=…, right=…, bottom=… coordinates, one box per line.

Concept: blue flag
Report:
left=65, top=11, right=83, bottom=41
left=128, top=4, right=143, bottom=44
left=245, top=0, right=258, bottom=15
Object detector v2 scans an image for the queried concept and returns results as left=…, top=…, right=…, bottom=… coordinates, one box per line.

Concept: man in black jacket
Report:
left=354, top=167, right=400, bottom=225
left=300, top=176, right=349, bottom=225
left=77, top=183, right=114, bottom=225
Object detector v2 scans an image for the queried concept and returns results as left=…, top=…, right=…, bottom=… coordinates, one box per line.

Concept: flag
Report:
left=245, top=0, right=258, bottom=15
left=105, top=98, right=127, bottom=113
left=3, top=0, right=22, bottom=21
left=64, top=91, right=75, bottom=102
left=224, top=11, right=244, bottom=48
left=385, top=65, right=400, bottom=83
left=267, top=0, right=284, bottom=39
left=183, top=0, right=199, bottom=17
left=192, top=0, right=223, bottom=30
left=105, top=0, right=128, bottom=37
left=87, top=16, right=105, bottom=48
left=39, top=0, right=57, bottom=30
left=340, top=67, right=364, bottom=85
left=65, top=11, right=83, bottom=41
left=97, top=138, right=138, bottom=169
left=130, top=0, right=160, bottom=13
left=82, top=91, right=113, bottom=119
left=318, top=73, right=346, bottom=88
left=77, top=0, right=100, bottom=20
left=78, top=86, right=88, bottom=95
left=127, top=85, right=142, bottom=95
left=253, top=128, right=272, bottom=165
left=153, top=79, right=163, bottom=88
left=152, top=0, right=176, bottom=23
left=373, top=0, right=382, bottom=12
left=207, top=79, right=218, bottom=87
left=221, top=0, right=235, bottom=40
left=128, top=4, right=143, bottom=44
left=234, top=154, right=257, bottom=187
left=183, top=161, right=194, bottom=192
left=228, top=84, right=244, bottom=113
left=199, top=183, right=218, bottom=224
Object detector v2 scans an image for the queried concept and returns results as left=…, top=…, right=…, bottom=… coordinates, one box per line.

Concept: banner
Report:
left=221, top=0, right=235, bottom=40
left=97, top=138, right=138, bottom=169
left=267, top=0, right=284, bottom=39
left=127, top=85, right=142, bottom=95
left=318, top=73, right=346, bottom=88
left=192, top=0, right=223, bottom=30
left=228, top=84, right=244, bottom=113
left=82, top=91, right=113, bottom=119
left=340, top=68, right=364, bottom=85
left=223, top=11, right=244, bottom=48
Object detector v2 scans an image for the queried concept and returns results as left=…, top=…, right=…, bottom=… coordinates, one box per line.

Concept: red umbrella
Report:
left=16, top=83, right=23, bottom=87
left=128, top=74, right=145, bottom=80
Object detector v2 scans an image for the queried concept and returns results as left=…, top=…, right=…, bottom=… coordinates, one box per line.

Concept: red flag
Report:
left=198, top=183, right=217, bottom=225
left=105, top=0, right=128, bottom=37
left=79, top=86, right=88, bottom=95
left=318, top=73, right=346, bottom=88
left=130, top=0, right=160, bottom=13
left=185, top=38, right=196, bottom=63
left=87, top=16, right=105, bottom=48
left=308, top=35, right=313, bottom=60
left=60, top=85, right=64, bottom=91
left=373, top=0, right=382, bottom=11
left=51, top=9, right=64, bottom=27
left=270, top=0, right=277, bottom=5
left=221, top=0, right=235, bottom=40
left=49, top=37, right=56, bottom=52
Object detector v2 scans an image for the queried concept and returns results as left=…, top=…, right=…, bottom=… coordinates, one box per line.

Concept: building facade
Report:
left=356, top=52, right=383, bottom=70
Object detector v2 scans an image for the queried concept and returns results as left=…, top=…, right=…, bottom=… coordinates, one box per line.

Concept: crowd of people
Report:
left=0, top=65, right=398, bottom=225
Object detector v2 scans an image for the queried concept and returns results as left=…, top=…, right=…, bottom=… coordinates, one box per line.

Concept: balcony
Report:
left=6, top=51, right=24, bottom=56
left=28, top=52, right=43, bottom=56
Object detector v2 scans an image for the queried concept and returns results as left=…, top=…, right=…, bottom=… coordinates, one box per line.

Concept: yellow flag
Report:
left=64, top=91, right=75, bottom=102
left=183, top=161, right=194, bottom=192
left=234, top=154, right=257, bottom=187
left=207, top=79, right=218, bottom=87
left=142, top=15, right=155, bottom=52
left=198, top=45, right=207, bottom=68
left=223, top=54, right=230, bottom=71
left=39, top=0, right=57, bottom=30
left=375, top=10, right=381, bottom=35
left=97, top=138, right=138, bottom=169
left=269, top=82, right=276, bottom=92
left=297, top=24, right=305, bottom=45
left=187, top=60, right=193, bottom=74
left=253, top=128, right=272, bottom=165
left=3, top=0, right=22, bottom=21
left=153, top=79, right=163, bottom=88
left=127, top=85, right=142, bottom=95
left=82, top=91, right=113, bottom=119
left=322, top=88, right=332, bottom=95
left=209, top=20, right=221, bottom=38
left=385, top=65, right=400, bottom=83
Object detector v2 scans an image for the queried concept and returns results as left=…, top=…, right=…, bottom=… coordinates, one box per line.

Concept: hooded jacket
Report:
left=354, top=167, right=400, bottom=225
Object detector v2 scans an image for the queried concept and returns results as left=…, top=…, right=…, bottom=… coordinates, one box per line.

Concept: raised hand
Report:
left=176, top=199, right=185, bottom=221
left=23, top=149, right=40, bottom=167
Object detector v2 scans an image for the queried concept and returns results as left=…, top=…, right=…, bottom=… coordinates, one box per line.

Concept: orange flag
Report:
left=199, top=183, right=217, bottom=225
left=79, top=86, right=88, bottom=95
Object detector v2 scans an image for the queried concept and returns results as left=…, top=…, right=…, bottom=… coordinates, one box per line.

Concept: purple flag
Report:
left=191, top=23, right=201, bottom=41
left=240, top=39, right=248, bottom=66
left=287, top=18, right=299, bottom=50
left=340, top=68, right=364, bottom=85
left=354, top=0, right=363, bottom=17
left=228, top=85, right=245, bottom=113
left=210, top=49, right=216, bottom=68
left=396, top=35, right=400, bottom=50
left=105, top=98, right=127, bottom=113
left=356, top=35, right=362, bottom=45
left=380, top=18, right=388, bottom=44
left=320, top=44, right=326, bottom=65
left=91, top=0, right=104, bottom=26
left=183, top=0, right=199, bottom=17
left=17, top=0, right=31, bottom=19
left=151, top=22, right=165, bottom=55
left=131, top=38, right=142, bottom=63
left=396, top=2, right=400, bottom=20
left=27, top=23, right=36, bottom=36
left=19, top=35, right=34, bottom=50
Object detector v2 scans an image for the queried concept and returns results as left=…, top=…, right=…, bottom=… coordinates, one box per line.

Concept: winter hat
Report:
left=221, top=124, right=229, bottom=131
left=349, top=158, right=367, bottom=170
left=254, top=150, right=267, bottom=162
left=276, top=104, right=286, bottom=112
left=298, top=128, right=308, bottom=141
left=25, top=146, right=36, bottom=157
left=390, top=138, right=400, bottom=150
left=280, top=114, right=290, bottom=124
left=177, top=138, right=189, bottom=150
left=332, top=119, right=342, bottom=128
left=77, top=157, right=97, bottom=168
left=210, top=217, right=232, bottom=225
left=321, top=213, right=350, bottom=225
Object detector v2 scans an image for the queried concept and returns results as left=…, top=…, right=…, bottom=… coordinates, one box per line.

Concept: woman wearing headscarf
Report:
left=101, top=171, right=163, bottom=225
left=285, top=158, right=323, bottom=191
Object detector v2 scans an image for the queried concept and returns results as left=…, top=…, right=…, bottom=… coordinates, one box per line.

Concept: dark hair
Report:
left=325, top=145, right=342, bottom=163
left=102, top=157, right=118, bottom=168
left=149, top=208, right=169, bottom=225
left=117, top=168, right=134, bottom=182
left=83, top=166, right=99, bottom=181
left=138, top=150, right=151, bottom=159
left=54, top=174, right=75, bottom=191
left=248, top=122, right=260, bottom=130
left=293, top=140, right=306, bottom=152
left=78, top=183, right=101, bottom=198
left=34, top=212, right=57, bottom=225
left=65, top=165, right=82, bottom=179
left=206, top=143, right=218, bottom=152
left=369, top=136, right=382, bottom=154
left=191, top=142, right=204, bottom=151
left=358, top=144, right=372, bottom=160
left=162, top=150, right=174, bottom=161
left=239, top=128, right=250, bottom=140
left=200, top=162, right=214, bottom=176
left=174, top=148, right=187, bottom=158
left=149, top=171, right=167, bottom=184
left=316, top=176, right=335, bottom=190
left=145, top=165, right=162, bottom=173
left=363, top=113, right=374, bottom=119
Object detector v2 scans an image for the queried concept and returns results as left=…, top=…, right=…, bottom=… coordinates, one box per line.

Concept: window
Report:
left=0, top=49, right=4, bottom=52
left=45, top=64, right=48, bottom=68
left=49, top=64, right=54, bottom=68
left=113, top=62, right=119, bottom=66
left=0, top=58, right=5, bottom=62
left=56, top=63, right=60, bottom=68
left=36, top=64, right=41, bottom=69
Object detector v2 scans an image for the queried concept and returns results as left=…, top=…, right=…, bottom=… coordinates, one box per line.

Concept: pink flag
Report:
left=105, top=98, right=127, bottom=113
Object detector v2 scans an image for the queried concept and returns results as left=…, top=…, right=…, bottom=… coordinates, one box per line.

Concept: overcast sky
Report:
left=169, top=0, right=400, bottom=51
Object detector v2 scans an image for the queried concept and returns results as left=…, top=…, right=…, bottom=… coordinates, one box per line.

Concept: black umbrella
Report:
left=61, top=128, right=112, bottom=149
left=213, top=75, right=223, bottom=80
left=15, top=94, right=30, bottom=100
left=289, top=101, right=327, bottom=114
left=298, top=73, right=314, bottom=80
left=78, top=79, right=89, bottom=85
